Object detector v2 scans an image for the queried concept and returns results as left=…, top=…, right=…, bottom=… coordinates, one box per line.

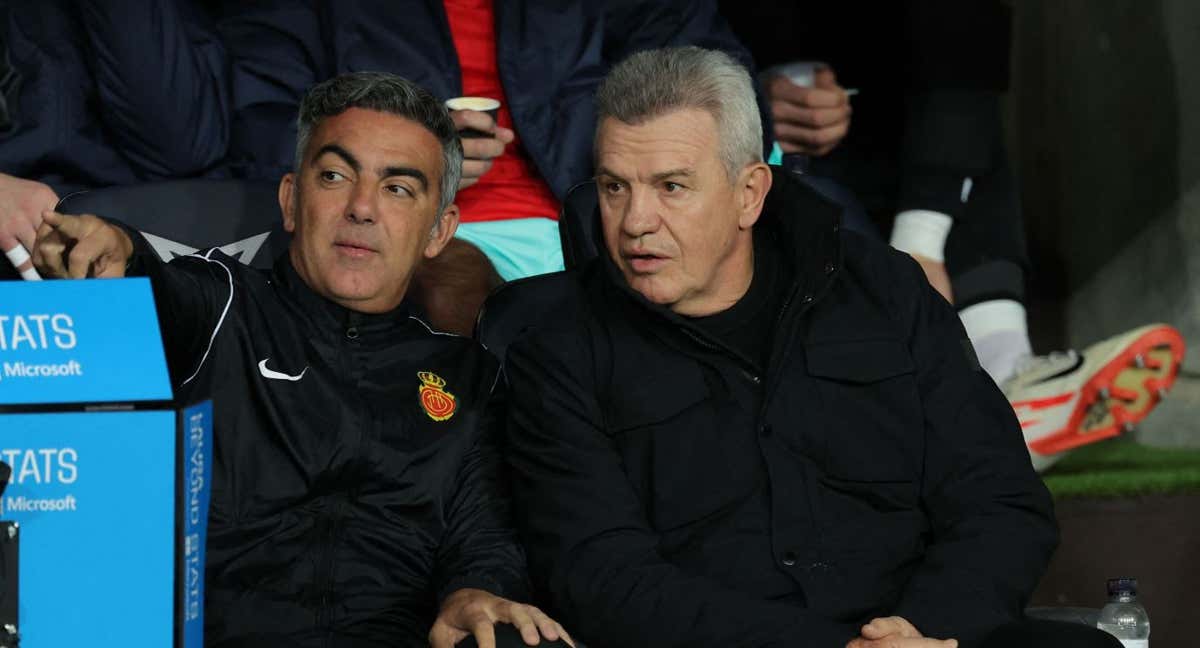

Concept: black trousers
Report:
left=976, top=619, right=1123, bottom=648
left=457, top=619, right=1121, bottom=648
left=810, top=139, right=1029, bottom=311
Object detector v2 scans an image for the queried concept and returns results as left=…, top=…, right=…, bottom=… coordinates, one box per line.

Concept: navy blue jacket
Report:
left=219, top=0, right=762, bottom=195
left=0, top=0, right=230, bottom=195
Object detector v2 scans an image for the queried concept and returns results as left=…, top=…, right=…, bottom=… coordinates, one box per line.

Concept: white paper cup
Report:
left=445, top=96, right=501, bottom=138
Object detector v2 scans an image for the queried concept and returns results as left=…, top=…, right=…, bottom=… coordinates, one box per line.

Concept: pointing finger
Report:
left=67, top=232, right=107, bottom=279
left=42, top=210, right=98, bottom=240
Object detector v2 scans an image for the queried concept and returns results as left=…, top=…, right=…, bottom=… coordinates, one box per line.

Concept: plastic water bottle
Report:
left=1096, top=578, right=1150, bottom=647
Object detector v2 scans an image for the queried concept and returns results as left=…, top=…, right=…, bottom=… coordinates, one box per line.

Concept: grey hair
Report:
left=295, top=71, right=463, bottom=215
left=595, top=46, right=762, bottom=178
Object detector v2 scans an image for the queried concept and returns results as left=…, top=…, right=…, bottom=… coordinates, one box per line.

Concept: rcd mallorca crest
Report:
left=417, top=371, right=457, bottom=421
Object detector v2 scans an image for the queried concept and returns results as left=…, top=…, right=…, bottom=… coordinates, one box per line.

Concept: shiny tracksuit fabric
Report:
left=127, top=239, right=527, bottom=647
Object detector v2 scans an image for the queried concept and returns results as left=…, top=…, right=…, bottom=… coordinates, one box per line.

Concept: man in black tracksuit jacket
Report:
left=504, top=48, right=1117, bottom=648
left=146, top=251, right=519, bottom=646
left=31, top=72, right=571, bottom=648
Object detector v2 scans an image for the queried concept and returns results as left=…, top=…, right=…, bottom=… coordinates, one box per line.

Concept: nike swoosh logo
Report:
left=1029, top=354, right=1085, bottom=386
left=258, top=358, right=307, bottom=382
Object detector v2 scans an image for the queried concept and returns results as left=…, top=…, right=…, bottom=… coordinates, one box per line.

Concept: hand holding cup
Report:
left=763, top=63, right=852, bottom=157
left=446, top=97, right=514, bottom=190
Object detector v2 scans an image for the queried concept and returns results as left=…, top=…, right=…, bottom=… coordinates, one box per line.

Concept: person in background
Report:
left=720, top=0, right=1185, bottom=471
left=0, top=0, right=230, bottom=278
left=217, top=0, right=761, bottom=335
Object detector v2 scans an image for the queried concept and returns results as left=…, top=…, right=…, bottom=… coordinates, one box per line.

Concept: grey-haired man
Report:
left=505, top=47, right=1118, bottom=648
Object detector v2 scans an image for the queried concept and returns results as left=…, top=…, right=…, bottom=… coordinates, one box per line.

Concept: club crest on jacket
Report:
left=417, top=371, right=457, bottom=421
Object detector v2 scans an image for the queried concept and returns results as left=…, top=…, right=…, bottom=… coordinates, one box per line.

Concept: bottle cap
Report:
left=1107, top=577, right=1138, bottom=597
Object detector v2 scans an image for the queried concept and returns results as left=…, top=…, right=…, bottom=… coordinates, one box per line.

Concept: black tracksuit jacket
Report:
left=127, top=240, right=527, bottom=646
left=504, top=171, right=1058, bottom=648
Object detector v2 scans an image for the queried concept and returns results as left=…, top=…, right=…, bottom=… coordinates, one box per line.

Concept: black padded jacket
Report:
left=505, top=170, right=1057, bottom=648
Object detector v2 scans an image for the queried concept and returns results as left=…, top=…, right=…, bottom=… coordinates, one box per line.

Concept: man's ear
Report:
left=424, top=204, right=460, bottom=259
left=279, top=173, right=298, bottom=233
left=736, top=162, right=773, bottom=230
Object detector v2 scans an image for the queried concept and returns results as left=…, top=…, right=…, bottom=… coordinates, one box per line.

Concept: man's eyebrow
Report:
left=594, top=166, right=626, bottom=182
left=380, top=166, right=429, bottom=191
left=313, top=144, right=360, bottom=172
left=313, top=145, right=429, bottom=191
left=594, top=167, right=694, bottom=184
left=649, top=168, right=694, bottom=183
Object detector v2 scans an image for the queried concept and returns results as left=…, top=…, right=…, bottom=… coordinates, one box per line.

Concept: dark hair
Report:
left=295, top=71, right=463, bottom=213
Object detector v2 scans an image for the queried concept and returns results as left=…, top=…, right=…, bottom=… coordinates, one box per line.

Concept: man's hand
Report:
left=429, top=588, right=574, bottom=648
left=32, top=211, right=134, bottom=279
left=908, top=253, right=954, bottom=304
left=450, top=110, right=515, bottom=190
left=0, top=174, right=59, bottom=275
left=847, top=639, right=958, bottom=648
left=765, top=66, right=852, bottom=157
left=845, top=616, right=958, bottom=648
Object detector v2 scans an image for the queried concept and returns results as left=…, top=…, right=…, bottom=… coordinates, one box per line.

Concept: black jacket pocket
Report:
left=805, top=338, right=923, bottom=482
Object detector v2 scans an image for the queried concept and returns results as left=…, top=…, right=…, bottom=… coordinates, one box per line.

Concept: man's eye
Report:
left=604, top=182, right=624, bottom=194
left=664, top=181, right=682, bottom=193
left=320, top=170, right=344, bottom=182
left=386, top=184, right=413, bottom=197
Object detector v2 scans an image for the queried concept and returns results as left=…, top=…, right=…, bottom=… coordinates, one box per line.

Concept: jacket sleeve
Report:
left=888, top=253, right=1058, bottom=643
left=434, top=367, right=531, bottom=605
left=78, top=0, right=230, bottom=178
left=117, top=224, right=236, bottom=390
left=505, top=331, right=857, bottom=648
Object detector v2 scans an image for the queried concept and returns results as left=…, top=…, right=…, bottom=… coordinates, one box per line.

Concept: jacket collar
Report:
left=271, top=252, right=413, bottom=333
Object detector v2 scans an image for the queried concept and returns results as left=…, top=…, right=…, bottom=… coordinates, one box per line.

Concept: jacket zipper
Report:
left=317, top=329, right=364, bottom=639
left=679, top=326, right=762, bottom=383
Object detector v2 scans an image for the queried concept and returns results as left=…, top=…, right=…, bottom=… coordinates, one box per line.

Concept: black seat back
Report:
left=558, top=180, right=601, bottom=270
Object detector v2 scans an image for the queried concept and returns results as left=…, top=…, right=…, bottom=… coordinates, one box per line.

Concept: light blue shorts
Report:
left=453, top=217, right=565, bottom=281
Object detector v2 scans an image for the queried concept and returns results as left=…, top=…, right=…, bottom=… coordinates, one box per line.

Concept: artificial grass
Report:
left=1041, top=437, right=1200, bottom=499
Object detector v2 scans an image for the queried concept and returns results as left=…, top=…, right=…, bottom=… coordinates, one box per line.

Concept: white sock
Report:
left=890, top=210, right=954, bottom=262
left=959, top=299, right=1033, bottom=385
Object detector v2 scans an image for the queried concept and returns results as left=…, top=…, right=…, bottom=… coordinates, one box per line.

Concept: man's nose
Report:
left=345, top=182, right=376, bottom=224
left=621, top=187, right=659, bottom=238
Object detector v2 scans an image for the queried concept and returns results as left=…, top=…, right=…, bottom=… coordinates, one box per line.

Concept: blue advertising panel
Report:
left=0, top=279, right=172, bottom=405
left=179, top=401, right=212, bottom=648
left=0, top=410, right=176, bottom=647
